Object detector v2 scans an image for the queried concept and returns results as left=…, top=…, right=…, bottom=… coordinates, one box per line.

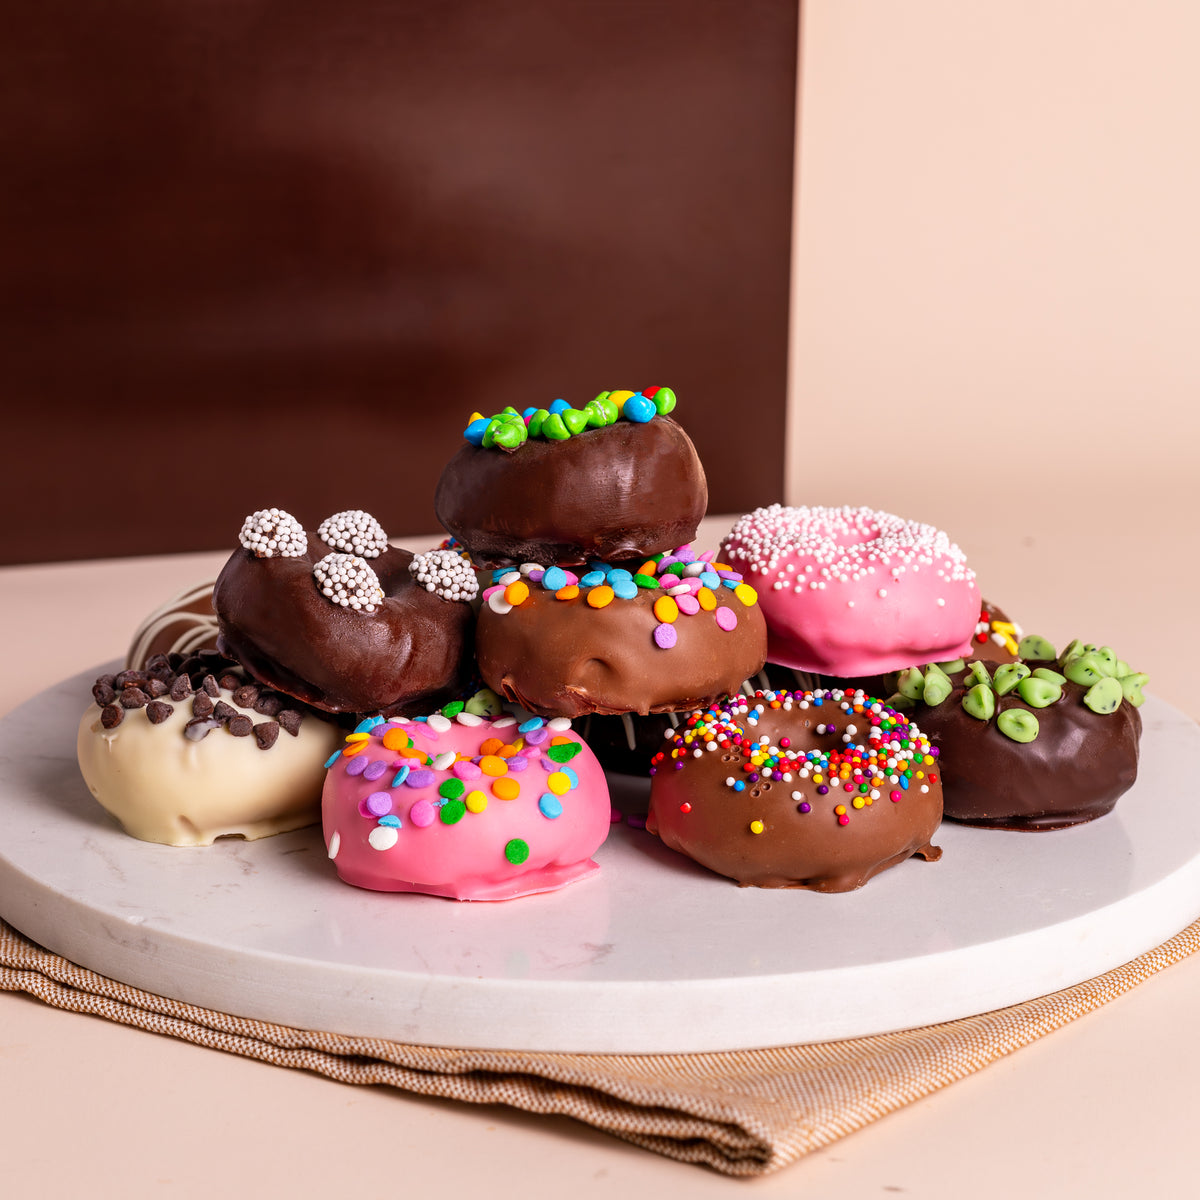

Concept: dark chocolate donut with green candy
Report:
left=894, top=637, right=1146, bottom=830
left=434, top=389, right=707, bottom=569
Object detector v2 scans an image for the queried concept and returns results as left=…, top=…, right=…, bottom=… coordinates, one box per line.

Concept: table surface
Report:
left=2, top=507, right=1197, bottom=1197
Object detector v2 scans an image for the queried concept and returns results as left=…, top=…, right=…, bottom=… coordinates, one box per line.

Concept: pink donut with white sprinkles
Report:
left=720, top=505, right=978, bottom=676
left=322, top=709, right=611, bottom=901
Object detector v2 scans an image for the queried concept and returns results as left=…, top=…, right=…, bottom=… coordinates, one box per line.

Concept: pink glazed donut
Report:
left=720, top=504, right=978, bottom=676
left=322, top=709, right=611, bottom=900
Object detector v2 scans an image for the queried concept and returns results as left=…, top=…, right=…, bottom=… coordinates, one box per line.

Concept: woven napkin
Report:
left=3, top=916, right=1197, bottom=1176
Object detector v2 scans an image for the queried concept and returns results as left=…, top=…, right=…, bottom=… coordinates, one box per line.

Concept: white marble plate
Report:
left=2, top=667, right=1198, bottom=1053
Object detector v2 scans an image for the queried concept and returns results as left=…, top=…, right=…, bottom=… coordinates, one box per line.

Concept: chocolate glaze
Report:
left=646, top=693, right=943, bottom=891
left=966, top=599, right=1022, bottom=665
left=908, top=664, right=1142, bottom=829
left=434, top=415, right=708, bottom=568
left=475, top=582, right=766, bottom=719
left=213, top=539, right=475, bottom=717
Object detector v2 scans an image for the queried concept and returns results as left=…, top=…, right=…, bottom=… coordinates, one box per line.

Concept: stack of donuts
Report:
left=76, top=388, right=1148, bottom=899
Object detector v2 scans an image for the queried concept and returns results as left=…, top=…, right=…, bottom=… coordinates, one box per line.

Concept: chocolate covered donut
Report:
left=213, top=508, right=477, bottom=717
left=474, top=548, right=766, bottom=718
left=434, top=389, right=707, bottom=568
left=646, top=688, right=943, bottom=891
left=895, top=637, right=1146, bottom=829
left=125, top=580, right=220, bottom=669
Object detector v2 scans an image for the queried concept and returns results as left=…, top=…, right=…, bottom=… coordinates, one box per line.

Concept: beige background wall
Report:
left=787, top=0, right=1199, bottom=701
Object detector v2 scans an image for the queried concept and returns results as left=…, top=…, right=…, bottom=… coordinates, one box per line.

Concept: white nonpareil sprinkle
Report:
left=317, top=509, right=389, bottom=558
left=312, top=553, right=384, bottom=613
left=239, top=508, right=307, bottom=558
left=409, top=549, right=479, bottom=602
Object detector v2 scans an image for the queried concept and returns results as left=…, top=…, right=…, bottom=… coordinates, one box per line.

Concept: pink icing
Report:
left=721, top=504, right=978, bottom=675
left=322, top=716, right=611, bottom=901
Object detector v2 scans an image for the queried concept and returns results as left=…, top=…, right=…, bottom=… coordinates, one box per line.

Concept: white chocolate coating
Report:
left=77, top=691, right=340, bottom=847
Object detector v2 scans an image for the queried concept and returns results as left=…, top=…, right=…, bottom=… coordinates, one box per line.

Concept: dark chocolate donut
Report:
left=213, top=509, right=477, bottom=717
left=895, top=638, right=1145, bottom=829
left=965, top=599, right=1023, bottom=665
left=646, top=688, right=943, bottom=891
left=434, top=400, right=707, bottom=569
left=474, top=552, right=766, bottom=718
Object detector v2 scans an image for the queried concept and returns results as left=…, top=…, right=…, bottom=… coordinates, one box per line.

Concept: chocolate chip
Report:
left=92, top=681, right=116, bottom=707
left=233, top=684, right=259, bottom=708
left=100, top=704, right=124, bottom=729
left=119, top=687, right=149, bottom=709
left=201, top=674, right=221, bottom=698
left=192, top=692, right=214, bottom=718
left=146, top=700, right=174, bottom=724
left=184, top=716, right=220, bottom=741
left=277, top=709, right=303, bottom=736
left=253, top=693, right=283, bottom=717
left=218, top=672, right=241, bottom=692
left=228, top=714, right=254, bottom=737
left=145, top=653, right=173, bottom=675
left=115, top=669, right=143, bottom=688
left=169, top=674, right=193, bottom=701
left=212, top=700, right=238, bottom=723
left=146, top=678, right=169, bottom=698
left=98, top=674, right=116, bottom=689
left=253, top=721, right=280, bottom=750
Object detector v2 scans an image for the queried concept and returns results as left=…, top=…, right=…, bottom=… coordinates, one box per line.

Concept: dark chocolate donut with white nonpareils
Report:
left=434, top=389, right=707, bottom=569
left=213, top=509, right=478, bottom=717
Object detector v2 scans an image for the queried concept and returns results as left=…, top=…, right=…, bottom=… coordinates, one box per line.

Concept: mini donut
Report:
left=473, top=548, right=767, bottom=718
left=720, top=504, right=978, bottom=676
left=895, top=638, right=1145, bottom=829
left=434, top=389, right=707, bottom=569
left=213, top=508, right=477, bottom=717
left=646, top=688, right=943, bottom=892
left=77, top=652, right=341, bottom=846
left=125, top=580, right=219, bottom=669
left=322, top=707, right=611, bottom=900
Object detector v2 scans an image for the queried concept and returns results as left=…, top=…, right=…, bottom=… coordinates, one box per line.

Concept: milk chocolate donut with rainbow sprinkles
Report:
left=720, top=504, right=979, bottom=677
left=434, top=388, right=707, bottom=569
left=474, top=546, right=767, bottom=719
left=213, top=508, right=477, bottom=718
left=645, top=687, right=943, bottom=892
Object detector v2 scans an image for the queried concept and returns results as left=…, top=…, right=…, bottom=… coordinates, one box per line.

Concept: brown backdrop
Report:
left=2, top=1, right=797, bottom=564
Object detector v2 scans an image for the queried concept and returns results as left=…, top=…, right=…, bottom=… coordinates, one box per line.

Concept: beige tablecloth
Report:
left=3, top=916, right=1197, bottom=1176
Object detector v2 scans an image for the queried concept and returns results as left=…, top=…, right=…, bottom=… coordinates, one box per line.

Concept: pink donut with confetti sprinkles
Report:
left=720, top=505, right=978, bottom=676
left=322, top=707, right=611, bottom=900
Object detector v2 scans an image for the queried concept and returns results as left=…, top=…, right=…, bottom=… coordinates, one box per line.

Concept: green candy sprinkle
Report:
left=962, top=684, right=995, bottom=721
left=1017, top=634, right=1057, bottom=661
left=439, top=798, right=467, bottom=824
left=583, top=401, right=608, bottom=428
left=464, top=688, right=503, bottom=717
left=541, top=412, right=570, bottom=441
left=1017, top=676, right=1063, bottom=708
left=1084, top=677, right=1124, bottom=714
left=597, top=398, right=619, bottom=424
left=439, top=778, right=466, bottom=801
left=491, top=421, right=526, bottom=450
left=992, top=662, right=1031, bottom=696
left=935, top=658, right=966, bottom=674
left=653, top=386, right=677, bottom=414
left=1032, top=667, right=1067, bottom=685
left=1119, top=673, right=1148, bottom=707
left=896, top=667, right=925, bottom=700
left=561, top=407, right=589, bottom=435
left=505, top=837, right=530, bottom=865
left=547, top=741, right=582, bottom=763
left=480, top=418, right=502, bottom=449
left=997, top=708, right=1040, bottom=743
left=592, top=390, right=612, bottom=405
left=922, top=670, right=953, bottom=706
left=1090, top=646, right=1119, bottom=676
left=1059, top=638, right=1086, bottom=664
left=527, top=408, right=549, bottom=438
left=442, top=701, right=465, bottom=718
left=967, top=660, right=992, bottom=687
left=1064, top=653, right=1107, bottom=687
left=633, top=573, right=660, bottom=589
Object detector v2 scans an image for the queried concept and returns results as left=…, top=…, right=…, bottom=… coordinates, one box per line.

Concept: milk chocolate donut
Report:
left=434, top=389, right=707, bottom=568
left=213, top=509, right=477, bottom=717
left=125, top=580, right=220, bottom=669
left=474, top=549, right=766, bottom=719
left=895, top=638, right=1146, bottom=829
left=646, top=688, right=943, bottom=892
